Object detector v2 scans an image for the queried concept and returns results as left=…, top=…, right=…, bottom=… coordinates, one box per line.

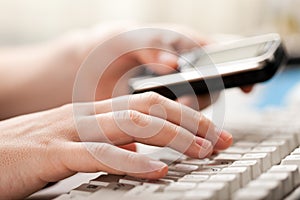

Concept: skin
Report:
left=0, top=23, right=251, bottom=199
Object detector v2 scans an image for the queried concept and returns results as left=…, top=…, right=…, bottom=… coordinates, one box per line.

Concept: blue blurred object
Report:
left=256, top=66, right=300, bottom=108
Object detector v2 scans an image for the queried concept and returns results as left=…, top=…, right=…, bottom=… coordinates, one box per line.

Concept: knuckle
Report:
left=127, top=110, right=143, bottom=125
left=143, top=92, right=164, bottom=105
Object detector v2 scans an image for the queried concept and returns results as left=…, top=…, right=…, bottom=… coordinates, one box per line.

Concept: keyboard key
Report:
left=260, top=140, right=289, bottom=159
left=281, top=155, right=300, bottom=168
left=203, top=160, right=233, bottom=168
left=159, top=156, right=187, bottom=165
left=223, top=146, right=252, bottom=154
left=164, top=182, right=196, bottom=191
left=251, top=146, right=281, bottom=165
left=143, top=179, right=174, bottom=186
left=183, top=190, right=217, bottom=200
left=291, top=147, right=300, bottom=155
left=247, top=180, right=282, bottom=200
left=119, top=176, right=147, bottom=186
left=159, top=159, right=179, bottom=165
left=220, top=167, right=251, bottom=186
left=107, top=182, right=135, bottom=191
left=90, top=174, right=124, bottom=186
left=70, top=183, right=102, bottom=197
left=88, top=183, right=135, bottom=200
left=178, top=174, right=209, bottom=183
left=259, top=172, right=293, bottom=195
left=233, top=188, right=272, bottom=200
left=268, top=165, right=300, bottom=187
left=124, top=185, right=160, bottom=196
left=191, top=167, right=222, bottom=175
left=231, top=160, right=261, bottom=179
left=241, top=153, right=271, bottom=172
left=134, top=193, right=182, bottom=200
left=208, top=174, right=239, bottom=194
left=181, top=158, right=210, bottom=166
left=168, top=164, right=199, bottom=173
left=162, top=176, right=180, bottom=181
left=166, top=170, right=185, bottom=177
left=213, top=153, right=242, bottom=161
left=197, top=182, right=230, bottom=200
left=271, top=134, right=298, bottom=152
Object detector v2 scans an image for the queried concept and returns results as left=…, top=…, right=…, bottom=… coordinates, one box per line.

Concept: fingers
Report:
left=91, top=110, right=213, bottom=158
left=93, top=92, right=231, bottom=150
left=62, top=142, right=168, bottom=179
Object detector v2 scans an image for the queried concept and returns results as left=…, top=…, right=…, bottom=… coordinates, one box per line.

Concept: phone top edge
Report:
left=129, top=33, right=284, bottom=93
left=201, top=33, right=281, bottom=52
left=179, top=33, right=281, bottom=67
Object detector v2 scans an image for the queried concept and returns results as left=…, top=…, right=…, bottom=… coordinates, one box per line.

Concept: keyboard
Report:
left=54, top=106, right=300, bottom=200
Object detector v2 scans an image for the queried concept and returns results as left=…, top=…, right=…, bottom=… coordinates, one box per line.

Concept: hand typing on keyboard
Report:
left=0, top=93, right=233, bottom=199
left=0, top=24, right=246, bottom=199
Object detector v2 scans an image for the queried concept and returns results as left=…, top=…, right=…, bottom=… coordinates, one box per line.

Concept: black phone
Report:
left=129, top=33, right=286, bottom=100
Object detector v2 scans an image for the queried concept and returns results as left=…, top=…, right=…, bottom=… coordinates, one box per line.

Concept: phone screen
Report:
left=179, top=40, right=273, bottom=71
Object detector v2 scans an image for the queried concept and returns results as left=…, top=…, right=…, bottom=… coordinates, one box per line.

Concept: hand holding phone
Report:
left=129, top=34, right=286, bottom=99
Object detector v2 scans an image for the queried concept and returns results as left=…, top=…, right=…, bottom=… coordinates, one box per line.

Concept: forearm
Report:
left=0, top=38, right=80, bottom=120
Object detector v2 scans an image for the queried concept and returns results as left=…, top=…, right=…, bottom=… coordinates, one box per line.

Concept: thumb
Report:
left=61, top=142, right=168, bottom=179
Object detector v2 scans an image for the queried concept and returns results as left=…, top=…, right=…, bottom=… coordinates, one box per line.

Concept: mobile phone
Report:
left=129, top=33, right=286, bottom=100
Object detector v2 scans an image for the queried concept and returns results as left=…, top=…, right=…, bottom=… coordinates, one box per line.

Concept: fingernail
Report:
left=148, top=160, right=167, bottom=173
left=195, top=137, right=213, bottom=158
left=219, top=130, right=233, bottom=143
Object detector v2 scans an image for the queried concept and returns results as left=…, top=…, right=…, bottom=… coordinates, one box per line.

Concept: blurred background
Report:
left=0, top=0, right=299, bottom=46
left=0, top=0, right=299, bottom=116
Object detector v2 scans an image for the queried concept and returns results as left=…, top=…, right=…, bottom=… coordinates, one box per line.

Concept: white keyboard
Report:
left=54, top=107, right=300, bottom=200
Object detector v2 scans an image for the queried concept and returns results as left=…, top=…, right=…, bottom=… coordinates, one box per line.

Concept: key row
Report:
left=233, top=164, right=299, bottom=200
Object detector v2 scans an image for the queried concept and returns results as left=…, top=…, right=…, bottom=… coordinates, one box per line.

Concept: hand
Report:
left=0, top=22, right=252, bottom=119
left=72, top=23, right=212, bottom=107
left=72, top=23, right=253, bottom=110
left=0, top=92, right=232, bottom=199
